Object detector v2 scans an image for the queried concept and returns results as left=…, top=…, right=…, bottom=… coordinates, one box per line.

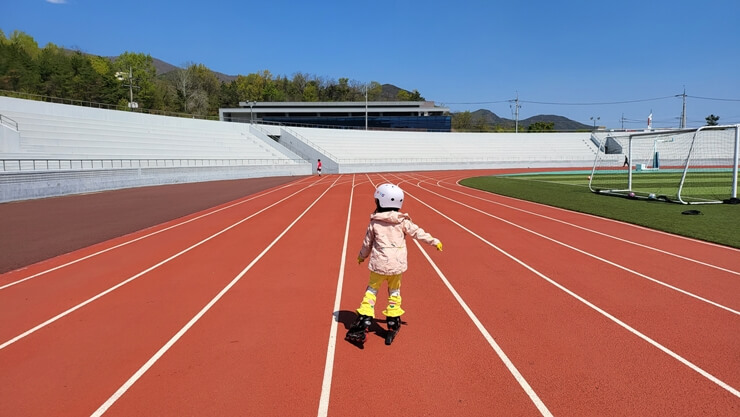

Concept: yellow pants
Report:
left=357, top=271, right=405, bottom=318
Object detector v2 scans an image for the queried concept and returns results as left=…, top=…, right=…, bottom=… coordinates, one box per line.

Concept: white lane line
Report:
left=423, top=176, right=740, bottom=276
left=410, top=181, right=739, bottom=316
left=404, top=185, right=740, bottom=399
left=382, top=173, right=551, bottom=415
left=0, top=177, right=315, bottom=290
left=317, top=175, right=355, bottom=417
left=0, top=180, right=322, bottom=351
left=91, top=175, right=342, bottom=417
left=414, top=239, right=553, bottom=417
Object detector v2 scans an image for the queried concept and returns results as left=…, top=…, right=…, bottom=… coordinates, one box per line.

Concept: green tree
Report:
left=235, top=71, right=269, bottom=102
left=705, top=114, right=720, bottom=126
left=0, top=41, right=40, bottom=92
left=275, top=75, right=290, bottom=101
left=473, top=115, right=492, bottom=132
left=68, top=51, right=103, bottom=102
left=452, top=111, right=474, bottom=131
left=303, top=82, right=319, bottom=102
left=288, top=72, right=308, bottom=101
left=37, top=43, right=73, bottom=97
left=219, top=80, right=240, bottom=108
left=87, top=54, right=122, bottom=106
left=527, top=121, right=555, bottom=132
left=175, top=63, right=221, bottom=115
left=367, top=81, right=382, bottom=101
left=408, top=89, right=424, bottom=101
left=262, top=71, right=285, bottom=102
left=10, top=30, right=40, bottom=59
left=396, top=89, right=411, bottom=101
left=151, top=77, right=178, bottom=113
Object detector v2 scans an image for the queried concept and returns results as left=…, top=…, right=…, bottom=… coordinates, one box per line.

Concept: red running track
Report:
left=0, top=171, right=738, bottom=416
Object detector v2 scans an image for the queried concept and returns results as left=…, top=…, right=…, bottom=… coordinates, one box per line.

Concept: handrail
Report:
left=279, top=125, right=341, bottom=162
left=0, top=89, right=219, bottom=121
left=0, top=158, right=306, bottom=172
left=332, top=156, right=594, bottom=163
left=0, top=114, right=19, bottom=130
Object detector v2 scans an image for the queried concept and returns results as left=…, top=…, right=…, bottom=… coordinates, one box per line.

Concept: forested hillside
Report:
left=0, top=30, right=424, bottom=119
left=1, top=30, right=591, bottom=131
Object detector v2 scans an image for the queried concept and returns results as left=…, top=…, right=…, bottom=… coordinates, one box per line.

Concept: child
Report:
left=346, top=183, right=443, bottom=345
left=317, top=159, right=322, bottom=176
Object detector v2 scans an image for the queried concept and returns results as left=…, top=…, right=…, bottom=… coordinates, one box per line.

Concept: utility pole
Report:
left=677, top=87, right=687, bottom=128
left=510, top=92, right=521, bottom=133
left=621, top=113, right=626, bottom=129
left=365, top=83, right=368, bottom=130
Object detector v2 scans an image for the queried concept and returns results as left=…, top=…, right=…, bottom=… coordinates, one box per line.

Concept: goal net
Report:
left=589, top=125, right=739, bottom=204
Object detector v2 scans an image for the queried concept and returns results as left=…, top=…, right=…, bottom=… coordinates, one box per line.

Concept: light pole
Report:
left=365, top=84, right=368, bottom=130
left=590, top=116, right=600, bottom=130
left=115, top=67, right=138, bottom=110
left=248, top=101, right=256, bottom=123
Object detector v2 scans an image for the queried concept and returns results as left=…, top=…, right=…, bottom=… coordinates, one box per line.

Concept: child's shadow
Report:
left=336, top=310, right=386, bottom=350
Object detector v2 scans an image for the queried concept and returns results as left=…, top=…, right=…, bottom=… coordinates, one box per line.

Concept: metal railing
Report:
left=0, top=114, right=18, bottom=130
left=337, top=156, right=596, bottom=164
left=0, top=89, right=219, bottom=121
left=0, top=158, right=305, bottom=172
left=279, top=125, right=341, bottom=162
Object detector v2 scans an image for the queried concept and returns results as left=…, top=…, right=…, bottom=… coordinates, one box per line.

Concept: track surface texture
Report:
left=1, top=170, right=738, bottom=416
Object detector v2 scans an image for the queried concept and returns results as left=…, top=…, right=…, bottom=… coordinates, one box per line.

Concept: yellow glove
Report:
left=436, top=242, right=443, bottom=251
left=357, top=256, right=365, bottom=264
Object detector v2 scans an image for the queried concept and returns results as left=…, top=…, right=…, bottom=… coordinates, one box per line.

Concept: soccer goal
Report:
left=589, top=124, right=739, bottom=204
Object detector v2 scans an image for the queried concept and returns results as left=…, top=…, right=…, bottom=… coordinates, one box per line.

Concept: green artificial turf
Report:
left=459, top=174, right=740, bottom=249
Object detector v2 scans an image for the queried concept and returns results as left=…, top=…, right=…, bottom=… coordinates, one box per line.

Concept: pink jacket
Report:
left=358, top=211, right=440, bottom=275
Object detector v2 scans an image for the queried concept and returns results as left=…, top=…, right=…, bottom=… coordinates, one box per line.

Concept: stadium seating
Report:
left=0, top=95, right=603, bottom=201
left=0, top=97, right=289, bottom=161
left=286, top=126, right=598, bottom=167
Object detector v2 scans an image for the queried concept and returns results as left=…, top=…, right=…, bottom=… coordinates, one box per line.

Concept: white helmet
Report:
left=374, top=183, right=404, bottom=209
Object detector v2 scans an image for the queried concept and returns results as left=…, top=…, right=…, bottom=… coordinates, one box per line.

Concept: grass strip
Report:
left=459, top=175, right=740, bottom=249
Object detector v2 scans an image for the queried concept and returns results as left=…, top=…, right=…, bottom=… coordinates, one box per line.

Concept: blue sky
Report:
left=3, top=0, right=739, bottom=129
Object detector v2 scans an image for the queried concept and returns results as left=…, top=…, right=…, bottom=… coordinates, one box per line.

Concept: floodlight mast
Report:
left=128, top=67, right=133, bottom=106
left=116, top=67, right=139, bottom=110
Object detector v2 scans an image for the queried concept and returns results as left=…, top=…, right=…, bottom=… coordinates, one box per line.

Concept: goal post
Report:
left=589, top=124, right=740, bottom=204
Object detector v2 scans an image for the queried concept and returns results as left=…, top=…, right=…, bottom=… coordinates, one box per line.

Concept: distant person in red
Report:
left=317, top=159, right=322, bottom=176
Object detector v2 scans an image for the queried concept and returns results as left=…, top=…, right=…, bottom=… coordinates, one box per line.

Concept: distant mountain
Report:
left=378, top=84, right=404, bottom=101
left=471, top=109, right=591, bottom=131
left=150, top=58, right=237, bottom=83
left=151, top=58, right=180, bottom=76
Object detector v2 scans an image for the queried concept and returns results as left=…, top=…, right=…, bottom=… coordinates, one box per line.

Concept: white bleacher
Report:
left=285, top=126, right=598, bottom=172
left=0, top=96, right=310, bottom=202
left=0, top=96, right=291, bottom=161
